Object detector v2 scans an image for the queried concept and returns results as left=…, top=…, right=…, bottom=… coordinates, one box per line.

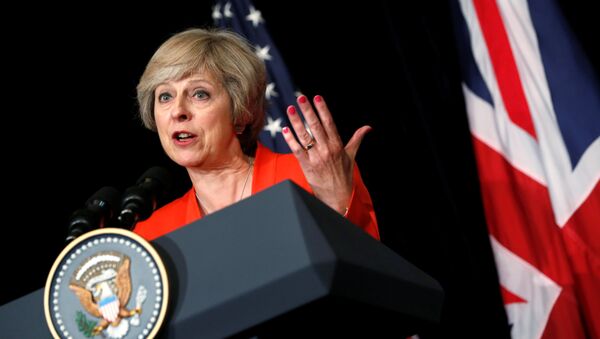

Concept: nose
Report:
left=171, top=96, right=191, bottom=122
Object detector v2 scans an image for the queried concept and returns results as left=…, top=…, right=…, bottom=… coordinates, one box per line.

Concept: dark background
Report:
left=2, top=1, right=597, bottom=337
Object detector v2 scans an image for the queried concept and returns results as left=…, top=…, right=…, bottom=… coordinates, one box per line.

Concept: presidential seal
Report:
left=44, top=228, right=169, bottom=339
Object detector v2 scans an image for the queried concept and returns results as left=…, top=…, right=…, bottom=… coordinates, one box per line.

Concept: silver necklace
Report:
left=195, top=157, right=254, bottom=214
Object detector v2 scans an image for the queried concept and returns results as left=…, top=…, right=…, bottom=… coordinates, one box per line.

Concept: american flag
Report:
left=212, top=0, right=296, bottom=153
left=452, top=0, right=600, bottom=338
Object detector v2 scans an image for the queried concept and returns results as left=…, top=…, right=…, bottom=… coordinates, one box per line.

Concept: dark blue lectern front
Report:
left=0, top=180, right=443, bottom=338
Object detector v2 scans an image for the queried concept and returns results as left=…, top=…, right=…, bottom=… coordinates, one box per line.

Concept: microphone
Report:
left=118, top=166, right=172, bottom=230
left=65, top=186, right=121, bottom=243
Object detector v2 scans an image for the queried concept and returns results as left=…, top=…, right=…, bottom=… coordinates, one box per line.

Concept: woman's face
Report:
left=153, top=71, right=238, bottom=169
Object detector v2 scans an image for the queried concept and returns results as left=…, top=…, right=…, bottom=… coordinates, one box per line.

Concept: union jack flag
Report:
left=212, top=0, right=297, bottom=153
left=452, top=0, right=600, bottom=338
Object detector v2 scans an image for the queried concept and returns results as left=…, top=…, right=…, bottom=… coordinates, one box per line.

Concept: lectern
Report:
left=0, top=180, right=443, bottom=338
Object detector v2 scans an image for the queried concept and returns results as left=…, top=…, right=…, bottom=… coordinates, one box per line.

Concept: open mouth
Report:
left=173, top=131, right=196, bottom=141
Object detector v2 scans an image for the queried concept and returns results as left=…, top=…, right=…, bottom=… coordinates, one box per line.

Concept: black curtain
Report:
left=2, top=1, right=597, bottom=337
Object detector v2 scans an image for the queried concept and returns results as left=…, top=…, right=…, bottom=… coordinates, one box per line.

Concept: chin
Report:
left=173, top=159, right=199, bottom=168
left=171, top=155, right=204, bottom=168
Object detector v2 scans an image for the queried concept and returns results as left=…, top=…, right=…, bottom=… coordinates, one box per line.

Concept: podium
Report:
left=0, top=180, right=443, bottom=338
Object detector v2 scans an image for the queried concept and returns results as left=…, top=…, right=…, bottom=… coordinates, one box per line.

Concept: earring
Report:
left=234, top=125, right=245, bottom=135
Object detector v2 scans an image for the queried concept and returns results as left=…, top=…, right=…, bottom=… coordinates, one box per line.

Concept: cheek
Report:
left=155, top=123, right=171, bottom=147
left=211, top=123, right=235, bottom=144
left=153, top=111, right=169, bottom=133
left=153, top=110, right=166, bottom=127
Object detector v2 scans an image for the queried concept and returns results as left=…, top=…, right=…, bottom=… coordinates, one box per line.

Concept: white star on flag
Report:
left=223, top=1, right=233, bottom=18
left=264, top=116, right=283, bottom=138
left=255, top=45, right=272, bottom=61
left=265, top=82, right=278, bottom=100
left=246, top=6, right=264, bottom=27
left=212, top=3, right=222, bottom=20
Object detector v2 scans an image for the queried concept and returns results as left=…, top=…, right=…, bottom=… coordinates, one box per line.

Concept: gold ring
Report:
left=303, top=141, right=315, bottom=151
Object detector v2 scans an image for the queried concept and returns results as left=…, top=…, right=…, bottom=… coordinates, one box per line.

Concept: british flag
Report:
left=212, top=0, right=297, bottom=153
left=452, top=0, right=600, bottom=337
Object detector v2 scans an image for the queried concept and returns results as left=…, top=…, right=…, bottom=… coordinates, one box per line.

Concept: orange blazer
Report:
left=134, top=143, right=379, bottom=241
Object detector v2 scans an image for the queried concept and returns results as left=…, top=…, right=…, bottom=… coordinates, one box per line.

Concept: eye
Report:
left=157, top=92, right=172, bottom=103
left=192, top=90, right=209, bottom=100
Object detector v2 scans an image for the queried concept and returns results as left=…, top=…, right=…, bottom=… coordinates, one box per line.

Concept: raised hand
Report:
left=282, top=95, right=371, bottom=215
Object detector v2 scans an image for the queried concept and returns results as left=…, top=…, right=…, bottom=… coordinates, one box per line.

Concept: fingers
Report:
left=284, top=95, right=342, bottom=151
left=282, top=125, right=308, bottom=158
left=345, top=125, right=372, bottom=160
left=286, top=105, right=314, bottom=151
left=310, top=95, right=341, bottom=146
left=295, top=95, right=329, bottom=149
left=282, top=94, right=369, bottom=159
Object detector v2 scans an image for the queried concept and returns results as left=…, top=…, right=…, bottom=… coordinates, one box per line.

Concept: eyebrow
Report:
left=157, top=78, right=215, bottom=89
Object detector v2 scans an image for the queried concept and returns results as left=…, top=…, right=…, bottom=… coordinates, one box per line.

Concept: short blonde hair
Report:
left=136, top=28, right=266, bottom=154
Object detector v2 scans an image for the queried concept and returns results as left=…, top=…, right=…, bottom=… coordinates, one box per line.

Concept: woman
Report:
left=133, top=28, right=379, bottom=241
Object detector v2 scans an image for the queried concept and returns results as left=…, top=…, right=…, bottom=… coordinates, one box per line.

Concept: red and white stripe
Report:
left=458, top=0, right=600, bottom=338
left=100, top=298, right=120, bottom=323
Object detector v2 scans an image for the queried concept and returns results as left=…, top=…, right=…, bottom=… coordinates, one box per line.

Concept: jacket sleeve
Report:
left=345, top=163, right=380, bottom=240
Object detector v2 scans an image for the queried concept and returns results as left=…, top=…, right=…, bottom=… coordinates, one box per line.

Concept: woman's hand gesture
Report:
left=282, top=95, right=371, bottom=215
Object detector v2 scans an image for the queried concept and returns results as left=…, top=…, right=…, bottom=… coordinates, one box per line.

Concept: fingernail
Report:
left=314, top=95, right=322, bottom=103
left=298, top=95, right=307, bottom=104
left=287, top=106, right=296, bottom=115
left=283, top=126, right=289, bottom=134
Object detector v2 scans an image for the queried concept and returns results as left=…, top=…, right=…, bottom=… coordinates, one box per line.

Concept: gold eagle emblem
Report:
left=69, top=252, right=145, bottom=337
